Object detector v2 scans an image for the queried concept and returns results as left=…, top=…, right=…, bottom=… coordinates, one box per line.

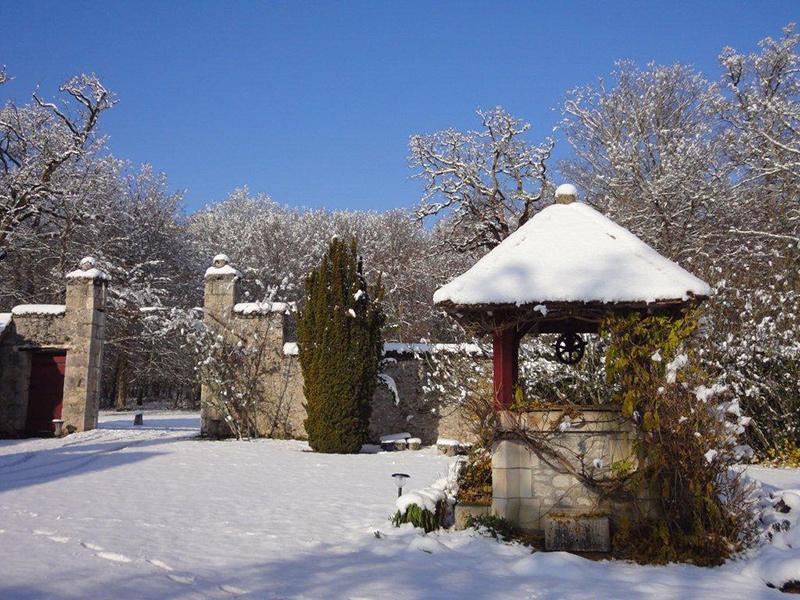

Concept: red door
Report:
left=25, top=352, right=67, bottom=436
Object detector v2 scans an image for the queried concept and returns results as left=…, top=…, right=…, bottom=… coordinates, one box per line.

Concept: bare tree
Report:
left=559, top=61, right=730, bottom=262
left=558, top=30, right=800, bottom=456
left=718, top=23, right=799, bottom=248
left=409, top=107, right=554, bottom=253
left=0, top=73, right=116, bottom=259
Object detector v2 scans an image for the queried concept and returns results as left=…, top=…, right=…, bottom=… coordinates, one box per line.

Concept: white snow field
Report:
left=0, top=411, right=797, bottom=599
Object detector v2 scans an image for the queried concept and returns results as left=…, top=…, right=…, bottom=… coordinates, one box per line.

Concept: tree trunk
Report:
left=115, top=362, right=127, bottom=411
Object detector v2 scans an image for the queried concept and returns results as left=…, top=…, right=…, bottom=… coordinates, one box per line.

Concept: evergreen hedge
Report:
left=297, top=237, right=384, bottom=453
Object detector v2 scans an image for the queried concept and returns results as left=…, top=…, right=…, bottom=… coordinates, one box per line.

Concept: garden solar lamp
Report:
left=392, top=473, right=410, bottom=497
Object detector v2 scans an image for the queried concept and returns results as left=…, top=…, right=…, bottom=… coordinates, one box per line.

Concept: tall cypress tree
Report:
left=297, top=237, right=384, bottom=453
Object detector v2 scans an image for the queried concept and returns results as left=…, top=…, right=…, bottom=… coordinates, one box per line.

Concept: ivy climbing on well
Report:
left=602, top=310, right=757, bottom=565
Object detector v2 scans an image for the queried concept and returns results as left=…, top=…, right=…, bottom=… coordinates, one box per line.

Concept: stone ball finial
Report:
left=212, top=254, right=230, bottom=268
left=79, top=256, right=98, bottom=271
left=555, top=183, right=578, bottom=204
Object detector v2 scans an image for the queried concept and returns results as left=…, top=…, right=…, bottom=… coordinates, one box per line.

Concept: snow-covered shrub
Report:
left=391, top=487, right=447, bottom=533
left=151, top=307, right=295, bottom=439
left=519, top=336, right=610, bottom=406
left=745, top=488, right=800, bottom=592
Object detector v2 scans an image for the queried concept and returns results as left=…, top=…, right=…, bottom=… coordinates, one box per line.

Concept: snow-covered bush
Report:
left=391, top=487, right=447, bottom=533
left=149, top=306, right=296, bottom=439
left=745, top=488, right=800, bottom=592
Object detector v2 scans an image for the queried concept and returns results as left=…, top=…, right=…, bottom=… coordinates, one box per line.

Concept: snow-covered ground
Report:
left=0, top=411, right=796, bottom=599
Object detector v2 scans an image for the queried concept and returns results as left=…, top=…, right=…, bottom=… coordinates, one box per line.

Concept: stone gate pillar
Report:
left=200, top=254, right=240, bottom=437
left=62, top=257, right=109, bottom=433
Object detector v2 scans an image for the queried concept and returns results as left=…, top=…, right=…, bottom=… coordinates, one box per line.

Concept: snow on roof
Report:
left=11, top=304, right=66, bottom=317
left=434, top=202, right=711, bottom=307
left=0, top=312, right=12, bottom=336
left=233, top=301, right=294, bottom=315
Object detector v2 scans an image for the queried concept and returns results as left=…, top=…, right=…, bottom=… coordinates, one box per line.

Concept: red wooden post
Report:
left=492, top=327, right=519, bottom=410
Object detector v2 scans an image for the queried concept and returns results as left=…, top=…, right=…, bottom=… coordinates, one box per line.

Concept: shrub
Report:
left=297, top=237, right=384, bottom=453
left=456, top=446, right=492, bottom=505
left=464, top=513, right=520, bottom=541
left=760, top=438, right=800, bottom=468
left=390, top=503, right=443, bottom=534
left=603, top=311, right=758, bottom=565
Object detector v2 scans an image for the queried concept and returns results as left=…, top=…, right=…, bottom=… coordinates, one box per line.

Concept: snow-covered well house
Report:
left=0, top=257, right=109, bottom=437
left=435, top=184, right=711, bottom=548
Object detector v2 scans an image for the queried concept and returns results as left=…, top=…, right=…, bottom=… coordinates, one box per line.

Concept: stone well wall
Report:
left=199, top=255, right=481, bottom=445
left=492, top=408, right=638, bottom=532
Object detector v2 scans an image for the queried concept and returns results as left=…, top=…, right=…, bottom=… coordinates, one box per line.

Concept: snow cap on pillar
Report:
left=205, top=253, right=242, bottom=278
left=66, top=256, right=110, bottom=281
left=555, top=183, right=578, bottom=204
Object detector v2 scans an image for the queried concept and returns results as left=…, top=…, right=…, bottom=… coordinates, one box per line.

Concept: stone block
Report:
left=519, top=468, right=533, bottom=498
left=518, top=499, right=543, bottom=531
left=492, top=468, right=520, bottom=499
left=437, top=442, right=459, bottom=456
left=544, top=514, right=610, bottom=552
left=493, top=440, right=527, bottom=469
left=454, top=503, right=491, bottom=530
left=552, top=495, right=575, bottom=509
left=552, top=474, right=574, bottom=489
left=491, top=497, right=519, bottom=522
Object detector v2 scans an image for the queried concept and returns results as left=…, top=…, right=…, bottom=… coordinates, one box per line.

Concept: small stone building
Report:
left=0, top=257, right=109, bottom=437
left=200, top=254, right=479, bottom=444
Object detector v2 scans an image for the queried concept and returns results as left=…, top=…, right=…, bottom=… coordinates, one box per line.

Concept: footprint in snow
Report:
left=81, top=542, right=104, bottom=551
left=48, top=536, right=69, bottom=543
left=96, top=551, right=132, bottom=563
left=147, top=558, right=174, bottom=571
left=220, top=584, right=249, bottom=596
left=33, top=529, right=56, bottom=536
left=167, top=574, right=195, bottom=585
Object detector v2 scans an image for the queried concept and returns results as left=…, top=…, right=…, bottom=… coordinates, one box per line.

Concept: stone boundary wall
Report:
left=492, top=408, right=637, bottom=532
left=199, top=255, right=481, bottom=445
left=0, top=257, right=108, bottom=436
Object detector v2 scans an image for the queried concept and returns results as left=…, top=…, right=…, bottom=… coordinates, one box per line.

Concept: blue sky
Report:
left=2, top=2, right=797, bottom=213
